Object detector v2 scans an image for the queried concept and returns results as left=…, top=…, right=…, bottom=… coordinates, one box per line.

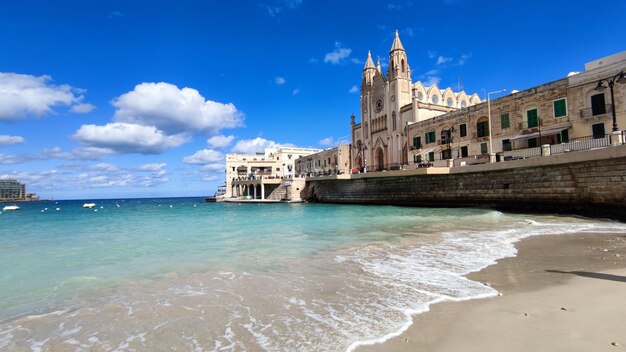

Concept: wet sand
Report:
left=360, top=233, right=626, bottom=351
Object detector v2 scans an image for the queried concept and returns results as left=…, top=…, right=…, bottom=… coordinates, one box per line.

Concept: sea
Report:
left=1, top=197, right=625, bottom=351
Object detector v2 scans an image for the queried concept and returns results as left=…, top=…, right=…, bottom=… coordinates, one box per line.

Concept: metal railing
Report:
left=501, top=147, right=542, bottom=160
left=518, top=119, right=541, bottom=130
left=580, top=104, right=613, bottom=119
left=550, top=134, right=611, bottom=154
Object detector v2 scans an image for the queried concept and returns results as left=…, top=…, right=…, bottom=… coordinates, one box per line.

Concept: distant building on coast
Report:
left=351, top=30, right=482, bottom=172
left=0, top=179, right=39, bottom=202
left=225, top=147, right=321, bottom=200
left=294, top=144, right=351, bottom=177
left=350, top=31, right=626, bottom=171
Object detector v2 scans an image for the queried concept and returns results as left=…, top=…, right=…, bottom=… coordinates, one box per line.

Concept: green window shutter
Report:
left=500, top=113, right=510, bottom=129
left=527, top=109, right=538, bottom=128
left=554, top=99, right=567, bottom=118
left=428, top=152, right=435, bottom=162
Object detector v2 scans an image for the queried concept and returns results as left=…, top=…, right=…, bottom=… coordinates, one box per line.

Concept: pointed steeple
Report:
left=376, top=57, right=382, bottom=73
left=390, top=30, right=405, bottom=52
left=364, top=50, right=375, bottom=70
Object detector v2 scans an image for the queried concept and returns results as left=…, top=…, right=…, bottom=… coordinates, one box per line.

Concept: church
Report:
left=350, top=31, right=481, bottom=171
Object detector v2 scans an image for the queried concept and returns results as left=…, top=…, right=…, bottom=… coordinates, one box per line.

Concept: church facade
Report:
left=350, top=31, right=481, bottom=171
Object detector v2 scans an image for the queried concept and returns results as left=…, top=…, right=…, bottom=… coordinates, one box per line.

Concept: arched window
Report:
left=446, top=98, right=453, bottom=107
left=392, top=111, right=397, bottom=131
left=401, top=59, right=405, bottom=73
left=431, top=95, right=439, bottom=104
left=460, top=100, right=467, bottom=108
left=417, top=91, right=424, bottom=101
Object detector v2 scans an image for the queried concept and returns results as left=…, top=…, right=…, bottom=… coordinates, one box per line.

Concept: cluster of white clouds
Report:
left=0, top=162, right=169, bottom=190
left=323, top=42, right=363, bottom=65
left=0, top=135, right=24, bottom=146
left=318, top=135, right=349, bottom=147
left=0, top=72, right=94, bottom=121
left=260, top=0, right=303, bottom=17
left=73, top=82, right=243, bottom=155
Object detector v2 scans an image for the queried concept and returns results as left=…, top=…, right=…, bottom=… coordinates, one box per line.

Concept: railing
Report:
left=550, top=134, right=611, bottom=154
left=472, top=132, right=489, bottom=139
left=501, top=147, right=542, bottom=160
left=409, top=144, right=421, bottom=151
left=580, top=104, right=613, bottom=119
left=368, top=163, right=408, bottom=172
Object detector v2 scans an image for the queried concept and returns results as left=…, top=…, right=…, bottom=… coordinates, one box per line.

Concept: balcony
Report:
left=518, top=120, right=541, bottom=131
left=580, top=104, right=613, bottom=119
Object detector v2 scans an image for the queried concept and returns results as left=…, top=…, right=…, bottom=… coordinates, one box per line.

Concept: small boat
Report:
left=2, top=205, right=20, bottom=211
left=83, top=203, right=96, bottom=208
left=205, top=184, right=227, bottom=203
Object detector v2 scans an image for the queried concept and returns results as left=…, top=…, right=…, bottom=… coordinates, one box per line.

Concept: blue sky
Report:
left=1, top=0, right=625, bottom=199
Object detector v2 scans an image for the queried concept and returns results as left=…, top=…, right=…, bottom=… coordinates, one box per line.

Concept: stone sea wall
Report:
left=302, top=145, right=626, bottom=221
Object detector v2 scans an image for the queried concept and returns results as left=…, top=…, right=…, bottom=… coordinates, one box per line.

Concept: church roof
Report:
left=364, top=50, right=375, bottom=70
left=390, top=30, right=405, bottom=52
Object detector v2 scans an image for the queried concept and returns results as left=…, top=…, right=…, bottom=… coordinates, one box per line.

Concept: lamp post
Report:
left=595, top=71, right=626, bottom=132
left=487, top=89, right=507, bottom=163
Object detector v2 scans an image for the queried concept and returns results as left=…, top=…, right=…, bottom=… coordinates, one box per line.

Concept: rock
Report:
left=560, top=307, right=567, bottom=311
left=405, top=338, right=409, bottom=342
left=616, top=254, right=621, bottom=258
left=610, top=342, right=619, bottom=346
left=524, top=313, right=529, bottom=316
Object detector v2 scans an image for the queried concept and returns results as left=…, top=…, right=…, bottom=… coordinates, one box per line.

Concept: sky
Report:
left=1, top=0, right=626, bottom=199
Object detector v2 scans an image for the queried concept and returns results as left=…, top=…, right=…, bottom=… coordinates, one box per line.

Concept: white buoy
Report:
left=56, top=208, right=61, bottom=211
left=94, top=209, right=98, bottom=212
left=169, top=205, right=173, bottom=208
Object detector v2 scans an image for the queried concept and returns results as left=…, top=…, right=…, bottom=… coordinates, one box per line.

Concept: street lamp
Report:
left=487, top=89, right=507, bottom=163
left=595, top=71, right=626, bottom=132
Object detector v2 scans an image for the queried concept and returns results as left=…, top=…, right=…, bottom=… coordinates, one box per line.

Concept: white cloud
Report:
left=275, top=76, right=286, bottom=85
left=138, top=163, right=167, bottom=171
left=292, top=88, right=300, bottom=96
left=0, top=72, right=90, bottom=121
left=424, top=76, right=441, bottom=86
left=0, top=135, right=25, bottom=146
left=458, top=54, right=471, bottom=65
left=231, top=137, right=289, bottom=154
left=427, top=51, right=437, bottom=59
left=73, top=122, right=189, bottom=154
left=70, top=103, right=95, bottom=113
left=319, top=137, right=335, bottom=147
left=91, top=162, right=118, bottom=171
left=324, top=42, right=353, bottom=65
left=436, top=56, right=452, bottom=65
left=207, top=135, right=235, bottom=149
left=387, top=3, right=402, bottom=9
left=349, top=85, right=358, bottom=93
left=201, top=163, right=226, bottom=172
left=0, top=146, right=114, bottom=165
left=183, top=149, right=224, bottom=164
left=112, top=82, right=243, bottom=135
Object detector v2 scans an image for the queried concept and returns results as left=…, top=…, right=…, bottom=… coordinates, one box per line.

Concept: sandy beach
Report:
left=360, top=232, right=626, bottom=352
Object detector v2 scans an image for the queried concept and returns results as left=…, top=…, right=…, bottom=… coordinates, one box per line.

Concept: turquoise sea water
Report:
left=1, top=198, right=625, bottom=351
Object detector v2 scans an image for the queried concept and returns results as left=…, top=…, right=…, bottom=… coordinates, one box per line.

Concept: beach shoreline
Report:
left=358, top=232, right=626, bottom=352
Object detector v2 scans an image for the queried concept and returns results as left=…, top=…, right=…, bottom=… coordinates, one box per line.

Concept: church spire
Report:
left=390, top=29, right=405, bottom=52
left=376, top=57, right=382, bottom=72
left=364, top=50, right=375, bottom=70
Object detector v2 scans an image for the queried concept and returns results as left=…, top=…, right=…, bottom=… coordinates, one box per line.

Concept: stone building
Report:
left=225, top=147, right=321, bottom=199
left=350, top=30, right=481, bottom=172
left=0, top=179, right=25, bottom=201
left=294, top=144, right=351, bottom=177
left=406, top=51, right=626, bottom=167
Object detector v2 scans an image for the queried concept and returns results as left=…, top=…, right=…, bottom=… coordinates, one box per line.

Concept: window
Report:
left=592, top=123, right=605, bottom=139
left=425, top=131, right=436, bottom=144
left=431, top=95, right=439, bottom=104
left=476, top=120, right=489, bottom=138
left=428, top=152, right=435, bottom=162
left=417, top=92, right=424, bottom=101
left=392, top=111, right=397, bottom=131
left=412, top=136, right=421, bottom=148
left=500, top=113, right=510, bottom=129
left=591, top=93, right=606, bottom=116
left=401, top=59, right=405, bottom=73
left=528, top=138, right=538, bottom=148
left=556, top=129, right=569, bottom=144
left=480, top=143, right=488, bottom=154
left=446, top=98, right=453, bottom=107
left=527, top=109, right=539, bottom=128
left=502, top=139, right=512, bottom=151
left=442, top=149, right=452, bottom=160
left=276, top=168, right=281, bottom=171
left=460, top=146, right=468, bottom=158
left=460, top=100, right=467, bottom=108
left=459, top=123, right=467, bottom=137
left=553, top=98, right=567, bottom=118
left=413, top=154, right=421, bottom=164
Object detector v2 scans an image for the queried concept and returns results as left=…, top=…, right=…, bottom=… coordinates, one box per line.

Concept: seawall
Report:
left=302, top=144, right=626, bottom=221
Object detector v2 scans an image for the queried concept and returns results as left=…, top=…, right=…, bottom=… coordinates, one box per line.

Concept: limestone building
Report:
left=225, top=146, right=321, bottom=199
left=406, top=51, right=626, bottom=167
left=294, top=144, right=351, bottom=177
left=350, top=30, right=481, bottom=172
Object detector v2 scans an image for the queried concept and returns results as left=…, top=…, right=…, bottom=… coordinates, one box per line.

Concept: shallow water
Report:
left=1, top=199, right=625, bottom=351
